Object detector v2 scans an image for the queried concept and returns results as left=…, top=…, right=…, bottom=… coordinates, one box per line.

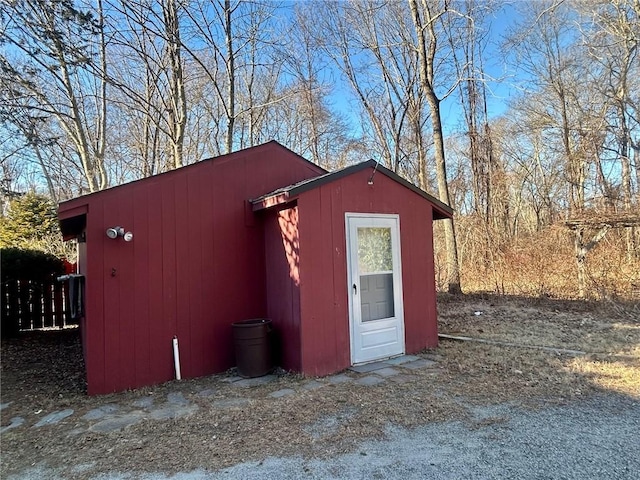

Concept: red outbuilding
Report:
left=58, top=141, right=452, bottom=395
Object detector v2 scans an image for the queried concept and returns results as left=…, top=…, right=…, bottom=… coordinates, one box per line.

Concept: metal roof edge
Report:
left=251, top=159, right=454, bottom=218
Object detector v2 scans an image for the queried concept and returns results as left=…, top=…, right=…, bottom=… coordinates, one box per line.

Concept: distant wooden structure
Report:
left=565, top=213, right=640, bottom=230
left=565, top=212, right=640, bottom=298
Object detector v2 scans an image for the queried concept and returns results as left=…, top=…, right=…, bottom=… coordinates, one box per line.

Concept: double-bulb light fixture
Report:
left=106, top=226, right=133, bottom=242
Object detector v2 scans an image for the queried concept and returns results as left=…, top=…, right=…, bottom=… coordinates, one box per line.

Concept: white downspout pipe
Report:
left=173, top=336, right=182, bottom=380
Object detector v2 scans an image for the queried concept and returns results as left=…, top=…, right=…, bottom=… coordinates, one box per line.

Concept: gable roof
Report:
left=251, top=159, right=454, bottom=219
left=58, top=140, right=325, bottom=211
left=58, top=141, right=326, bottom=239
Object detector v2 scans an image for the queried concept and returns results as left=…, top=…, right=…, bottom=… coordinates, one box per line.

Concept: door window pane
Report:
left=357, top=227, right=392, bottom=273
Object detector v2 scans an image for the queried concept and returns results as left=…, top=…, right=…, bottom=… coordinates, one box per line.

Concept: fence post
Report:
left=63, top=281, right=71, bottom=327
left=32, top=281, right=43, bottom=329
left=42, top=281, right=54, bottom=329
left=18, top=279, right=30, bottom=330
left=2, top=280, right=20, bottom=336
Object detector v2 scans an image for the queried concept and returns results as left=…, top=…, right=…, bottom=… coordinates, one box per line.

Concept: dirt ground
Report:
left=1, top=294, right=638, bottom=478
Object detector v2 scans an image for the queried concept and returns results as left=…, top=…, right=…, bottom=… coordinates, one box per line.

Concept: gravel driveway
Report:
left=9, top=392, right=639, bottom=480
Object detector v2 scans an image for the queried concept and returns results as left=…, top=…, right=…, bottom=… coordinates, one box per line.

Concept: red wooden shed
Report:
left=58, top=141, right=452, bottom=395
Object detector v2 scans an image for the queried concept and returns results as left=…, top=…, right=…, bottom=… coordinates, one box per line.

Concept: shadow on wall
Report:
left=278, top=208, right=300, bottom=286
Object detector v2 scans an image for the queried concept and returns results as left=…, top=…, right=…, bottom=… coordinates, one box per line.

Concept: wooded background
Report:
left=1, top=0, right=638, bottom=299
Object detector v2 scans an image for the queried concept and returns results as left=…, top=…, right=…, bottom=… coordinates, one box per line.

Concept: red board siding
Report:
left=132, top=184, right=152, bottom=387
left=296, top=185, right=349, bottom=376
left=263, top=206, right=301, bottom=371
left=296, top=168, right=438, bottom=376
left=62, top=142, right=323, bottom=394
left=84, top=200, right=105, bottom=394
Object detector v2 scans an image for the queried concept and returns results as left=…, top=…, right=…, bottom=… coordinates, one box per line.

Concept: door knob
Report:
left=353, top=283, right=357, bottom=294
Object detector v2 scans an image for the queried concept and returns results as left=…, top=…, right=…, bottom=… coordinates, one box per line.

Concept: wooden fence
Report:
left=2, top=278, right=79, bottom=332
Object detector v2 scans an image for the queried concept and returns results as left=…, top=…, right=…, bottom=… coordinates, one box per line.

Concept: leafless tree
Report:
left=303, top=1, right=425, bottom=178
left=105, top=0, right=188, bottom=174
left=1, top=0, right=109, bottom=194
left=179, top=0, right=284, bottom=154
left=408, top=0, right=462, bottom=293
left=579, top=0, right=640, bottom=257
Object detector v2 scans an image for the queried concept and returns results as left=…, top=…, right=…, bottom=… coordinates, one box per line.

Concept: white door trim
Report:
left=346, top=213, right=405, bottom=364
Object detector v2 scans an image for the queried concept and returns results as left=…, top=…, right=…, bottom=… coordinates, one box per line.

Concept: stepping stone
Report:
left=0, top=402, right=12, bottom=411
left=232, top=375, right=277, bottom=388
left=149, top=403, right=198, bottom=421
left=82, top=404, right=120, bottom=421
left=1, top=416, right=25, bottom=434
left=375, top=367, right=400, bottom=377
left=402, top=359, right=437, bottom=370
left=167, top=391, right=189, bottom=406
left=197, top=388, right=217, bottom=398
left=33, top=409, right=74, bottom=428
left=349, top=361, right=388, bottom=374
left=355, top=375, right=385, bottom=386
left=222, top=375, right=243, bottom=383
left=132, top=397, right=155, bottom=409
left=269, top=388, right=295, bottom=398
left=213, top=398, right=250, bottom=408
left=327, top=374, right=353, bottom=385
left=384, top=355, right=419, bottom=366
left=90, top=412, right=145, bottom=433
left=301, top=380, right=325, bottom=391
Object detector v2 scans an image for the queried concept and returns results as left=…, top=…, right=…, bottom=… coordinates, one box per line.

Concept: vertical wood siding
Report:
left=62, top=143, right=323, bottom=394
left=263, top=206, right=302, bottom=371
left=296, top=168, right=438, bottom=376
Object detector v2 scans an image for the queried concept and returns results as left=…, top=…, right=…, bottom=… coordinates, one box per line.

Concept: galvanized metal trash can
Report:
left=232, top=318, right=273, bottom=378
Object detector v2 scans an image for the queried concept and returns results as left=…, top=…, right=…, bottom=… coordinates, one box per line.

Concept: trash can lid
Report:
left=232, top=318, right=271, bottom=327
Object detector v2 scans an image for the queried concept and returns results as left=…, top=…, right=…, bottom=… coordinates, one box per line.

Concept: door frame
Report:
left=345, top=212, right=405, bottom=365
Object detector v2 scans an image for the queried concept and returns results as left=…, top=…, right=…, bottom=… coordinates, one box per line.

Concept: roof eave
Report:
left=252, top=192, right=297, bottom=211
left=250, top=159, right=455, bottom=219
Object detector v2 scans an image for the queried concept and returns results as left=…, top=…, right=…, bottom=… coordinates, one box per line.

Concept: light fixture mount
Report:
left=106, top=226, right=132, bottom=241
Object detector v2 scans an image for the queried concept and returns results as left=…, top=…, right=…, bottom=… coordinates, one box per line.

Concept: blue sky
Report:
left=315, top=1, right=522, bottom=138
left=441, top=1, right=519, bottom=134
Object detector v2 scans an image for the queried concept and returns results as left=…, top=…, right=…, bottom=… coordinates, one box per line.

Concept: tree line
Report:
left=1, top=0, right=638, bottom=297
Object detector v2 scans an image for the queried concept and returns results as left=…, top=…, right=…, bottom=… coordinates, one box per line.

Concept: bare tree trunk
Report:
left=95, top=0, right=108, bottom=189
left=409, top=0, right=462, bottom=294
left=33, top=145, right=57, bottom=202
left=410, top=98, right=428, bottom=190
left=635, top=145, right=640, bottom=193
left=163, top=0, right=187, bottom=169
left=618, top=104, right=636, bottom=260
left=224, top=0, right=235, bottom=154
left=574, top=225, right=611, bottom=298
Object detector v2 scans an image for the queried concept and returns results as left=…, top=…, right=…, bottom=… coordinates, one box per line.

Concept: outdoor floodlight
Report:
left=106, top=226, right=123, bottom=239
left=106, top=226, right=133, bottom=241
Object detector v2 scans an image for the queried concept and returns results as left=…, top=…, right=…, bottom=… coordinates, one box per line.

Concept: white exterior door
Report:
left=346, top=213, right=405, bottom=364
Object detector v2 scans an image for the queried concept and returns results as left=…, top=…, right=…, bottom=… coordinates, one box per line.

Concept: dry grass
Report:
left=438, top=293, right=640, bottom=398
left=1, top=293, right=639, bottom=478
left=567, top=356, right=640, bottom=397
